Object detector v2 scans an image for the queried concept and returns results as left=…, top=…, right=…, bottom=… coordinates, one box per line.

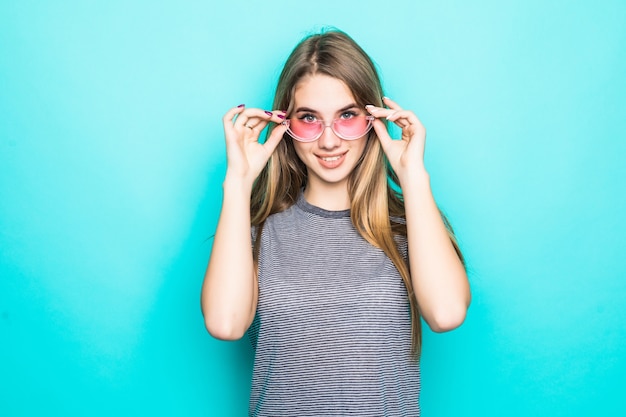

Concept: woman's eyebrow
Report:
left=294, top=103, right=359, bottom=113
left=294, top=106, right=318, bottom=113
left=338, top=103, right=359, bottom=112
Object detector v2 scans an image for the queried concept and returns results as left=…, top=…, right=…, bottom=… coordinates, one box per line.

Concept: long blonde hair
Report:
left=251, top=29, right=463, bottom=358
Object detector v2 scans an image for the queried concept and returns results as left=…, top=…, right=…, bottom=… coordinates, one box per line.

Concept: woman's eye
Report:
left=299, top=114, right=317, bottom=123
left=340, top=111, right=357, bottom=120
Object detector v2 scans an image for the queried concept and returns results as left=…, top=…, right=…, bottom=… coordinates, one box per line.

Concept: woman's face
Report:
left=290, top=74, right=369, bottom=194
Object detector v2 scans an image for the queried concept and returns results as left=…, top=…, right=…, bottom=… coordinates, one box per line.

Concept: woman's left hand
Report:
left=366, top=97, right=427, bottom=185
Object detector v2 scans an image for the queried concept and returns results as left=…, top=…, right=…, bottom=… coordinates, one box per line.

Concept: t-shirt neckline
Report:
left=295, top=192, right=351, bottom=219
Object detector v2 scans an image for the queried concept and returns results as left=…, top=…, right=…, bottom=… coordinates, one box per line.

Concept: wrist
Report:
left=223, top=171, right=254, bottom=195
left=398, top=167, right=430, bottom=191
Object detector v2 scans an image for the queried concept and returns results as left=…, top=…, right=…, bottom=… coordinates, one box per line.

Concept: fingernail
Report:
left=277, top=113, right=285, bottom=119
left=264, top=110, right=273, bottom=117
left=237, top=103, right=245, bottom=108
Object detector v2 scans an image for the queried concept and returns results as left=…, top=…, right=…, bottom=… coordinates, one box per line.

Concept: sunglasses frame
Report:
left=282, top=115, right=375, bottom=142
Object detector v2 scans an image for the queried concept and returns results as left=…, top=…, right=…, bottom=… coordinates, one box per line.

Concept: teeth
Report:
left=321, top=155, right=341, bottom=162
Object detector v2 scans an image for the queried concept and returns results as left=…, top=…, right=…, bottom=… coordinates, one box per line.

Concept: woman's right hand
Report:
left=203, top=105, right=286, bottom=340
left=222, top=105, right=287, bottom=184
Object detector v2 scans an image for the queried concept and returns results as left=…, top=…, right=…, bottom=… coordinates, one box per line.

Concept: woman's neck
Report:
left=303, top=181, right=350, bottom=211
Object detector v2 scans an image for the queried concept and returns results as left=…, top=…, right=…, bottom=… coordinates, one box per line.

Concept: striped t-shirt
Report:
left=248, top=193, right=420, bottom=416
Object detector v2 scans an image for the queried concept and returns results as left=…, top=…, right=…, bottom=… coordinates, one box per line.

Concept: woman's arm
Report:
left=201, top=105, right=286, bottom=340
left=368, top=97, right=471, bottom=332
left=401, top=173, right=470, bottom=332
left=202, top=177, right=257, bottom=340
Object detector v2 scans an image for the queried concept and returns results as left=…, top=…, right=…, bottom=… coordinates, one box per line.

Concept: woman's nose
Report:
left=317, top=124, right=341, bottom=149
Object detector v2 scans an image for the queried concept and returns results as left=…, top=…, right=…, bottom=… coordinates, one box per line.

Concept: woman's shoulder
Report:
left=251, top=203, right=299, bottom=236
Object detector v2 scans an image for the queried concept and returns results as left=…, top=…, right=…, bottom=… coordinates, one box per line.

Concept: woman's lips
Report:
left=316, top=151, right=347, bottom=169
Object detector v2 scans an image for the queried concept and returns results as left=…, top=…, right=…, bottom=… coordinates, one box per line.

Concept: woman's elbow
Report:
left=426, top=304, right=469, bottom=333
left=203, top=315, right=248, bottom=341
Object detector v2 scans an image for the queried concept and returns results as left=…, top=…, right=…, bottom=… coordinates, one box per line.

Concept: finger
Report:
left=366, top=105, right=410, bottom=130
left=234, top=108, right=265, bottom=130
left=371, top=118, right=394, bottom=152
left=385, top=109, right=421, bottom=128
left=242, top=110, right=287, bottom=137
left=223, top=104, right=245, bottom=122
left=367, top=105, right=425, bottom=140
left=236, top=109, right=285, bottom=130
left=223, top=104, right=246, bottom=134
left=254, top=109, right=287, bottom=129
left=263, top=121, right=288, bottom=154
left=365, top=104, right=401, bottom=121
left=365, top=104, right=387, bottom=117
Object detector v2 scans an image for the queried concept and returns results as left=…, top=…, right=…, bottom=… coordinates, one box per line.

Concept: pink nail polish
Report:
left=277, top=113, right=285, bottom=119
left=264, top=111, right=273, bottom=117
left=237, top=104, right=245, bottom=108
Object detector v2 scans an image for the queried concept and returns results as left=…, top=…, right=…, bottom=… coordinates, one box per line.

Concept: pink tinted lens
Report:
left=333, top=116, right=369, bottom=139
left=289, top=119, right=322, bottom=141
left=287, top=116, right=372, bottom=141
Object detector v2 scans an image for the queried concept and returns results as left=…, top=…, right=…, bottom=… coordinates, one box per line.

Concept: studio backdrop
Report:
left=1, top=1, right=625, bottom=416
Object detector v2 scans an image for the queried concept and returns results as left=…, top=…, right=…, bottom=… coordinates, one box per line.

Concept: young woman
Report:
left=201, top=29, right=470, bottom=416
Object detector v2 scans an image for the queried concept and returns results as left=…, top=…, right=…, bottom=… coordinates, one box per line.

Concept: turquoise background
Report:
left=1, top=1, right=625, bottom=416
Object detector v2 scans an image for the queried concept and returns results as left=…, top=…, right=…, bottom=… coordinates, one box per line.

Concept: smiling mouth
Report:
left=317, top=151, right=347, bottom=162
left=320, top=155, right=342, bottom=162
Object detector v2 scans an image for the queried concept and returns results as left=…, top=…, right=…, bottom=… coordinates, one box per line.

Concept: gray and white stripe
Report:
left=248, top=194, right=420, bottom=416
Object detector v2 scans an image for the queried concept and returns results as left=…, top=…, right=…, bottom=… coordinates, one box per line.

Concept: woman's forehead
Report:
left=293, top=74, right=357, bottom=112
